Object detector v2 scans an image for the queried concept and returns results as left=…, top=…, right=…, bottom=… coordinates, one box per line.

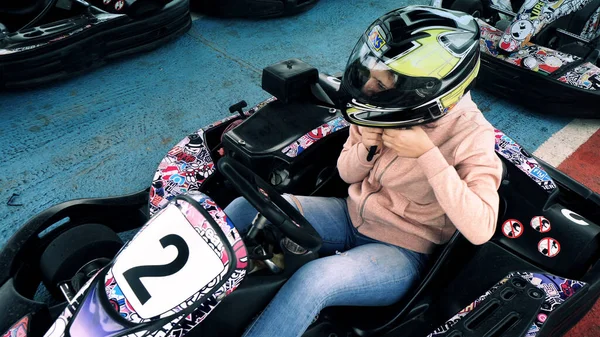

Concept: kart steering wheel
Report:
left=217, top=157, right=322, bottom=252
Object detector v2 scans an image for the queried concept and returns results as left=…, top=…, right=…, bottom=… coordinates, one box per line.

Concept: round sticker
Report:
left=537, top=313, right=547, bottom=323
left=531, top=216, right=551, bottom=233
left=502, top=219, right=524, bottom=239
left=538, top=237, right=561, bottom=258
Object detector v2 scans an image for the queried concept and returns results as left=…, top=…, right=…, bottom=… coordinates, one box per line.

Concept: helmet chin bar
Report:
left=341, top=98, right=446, bottom=128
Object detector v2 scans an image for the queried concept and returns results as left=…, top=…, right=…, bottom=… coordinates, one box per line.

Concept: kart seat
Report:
left=0, top=0, right=50, bottom=15
left=0, top=0, right=52, bottom=31
left=330, top=233, right=461, bottom=336
left=558, top=42, right=593, bottom=59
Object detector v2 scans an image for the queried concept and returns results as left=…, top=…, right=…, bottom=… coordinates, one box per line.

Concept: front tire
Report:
left=39, top=223, right=123, bottom=298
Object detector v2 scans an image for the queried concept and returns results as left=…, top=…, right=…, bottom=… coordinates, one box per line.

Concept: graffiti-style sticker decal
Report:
left=477, top=20, right=579, bottom=75
left=557, top=62, right=600, bottom=90
left=3, top=315, right=29, bottom=337
left=282, top=116, right=350, bottom=158
left=427, top=272, right=587, bottom=336
left=478, top=22, right=503, bottom=57
left=538, top=237, right=561, bottom=257
left=494, top=129, right=557, bottom=191
left=530, top=167, right=552, bottom=181
left=531, top=216, right=551, bottom=233
left=149, top=131, right=214, bottom=217
left=502, top=219, right=524, bottom=238
left=561, top=209, right=589, bottom=226
left=537, top=313, right=548, bottom=323
left=149, top=98, right=276, bottom=217
left=498, top=0, right=593, bottom=53
left=581, top=7, right=600, bottom=40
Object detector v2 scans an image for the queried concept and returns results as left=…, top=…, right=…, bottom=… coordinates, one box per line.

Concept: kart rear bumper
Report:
left=480, top=54, right=600, bottom=118
left=0, top=0, right=191, bottom=88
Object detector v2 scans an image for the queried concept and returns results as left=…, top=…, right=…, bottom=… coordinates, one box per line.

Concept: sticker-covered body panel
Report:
left=494, top=129, right=557, bottom=191
left=478, top=20, right=580, bottom=76
left=3, top=315, right=29, bottom=337
left=581, top=6, right=600, bottom=40
left=557, top=62, right=600, bottom=90
left=149, top=97, right=276, bottom=217
left=498, top=0, right=593, bottom=53
left=427, top=272, right=587, bottom=336
left=282, top=116, right=350, bottom=158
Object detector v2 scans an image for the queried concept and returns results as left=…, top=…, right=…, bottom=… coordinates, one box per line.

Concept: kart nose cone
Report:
left=68, top=279, right=128, bottom=337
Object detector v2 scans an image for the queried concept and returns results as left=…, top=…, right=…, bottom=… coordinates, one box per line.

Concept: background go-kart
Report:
left=0, top=0, right=598, bottom=335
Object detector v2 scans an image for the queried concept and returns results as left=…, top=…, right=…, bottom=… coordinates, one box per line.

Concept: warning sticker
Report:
left=538, top=237, right=560, bottom=258
left=531, top=216, right=551, bottom=233
left=502, top=219, right=523, bottom=239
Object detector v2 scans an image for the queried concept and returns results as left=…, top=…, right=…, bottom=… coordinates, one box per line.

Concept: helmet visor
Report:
left=342, top=39, right=442, bottom=109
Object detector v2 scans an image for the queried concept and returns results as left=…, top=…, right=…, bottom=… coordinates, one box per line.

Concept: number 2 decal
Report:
left=123, top=234, right=189, bottom=304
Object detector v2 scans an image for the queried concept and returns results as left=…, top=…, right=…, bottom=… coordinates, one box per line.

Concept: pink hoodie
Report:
left=337, top=93, right=503, bottom=254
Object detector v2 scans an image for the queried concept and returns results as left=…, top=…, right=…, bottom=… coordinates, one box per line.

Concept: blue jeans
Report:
left=224, top=195, right=430, bottom=337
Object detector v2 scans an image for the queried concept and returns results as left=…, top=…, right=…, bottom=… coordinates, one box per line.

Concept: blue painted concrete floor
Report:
left=0, top=0, right=574, bottom=247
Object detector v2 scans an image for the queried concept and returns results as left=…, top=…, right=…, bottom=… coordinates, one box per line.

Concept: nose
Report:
left=361, top=78, right=379, bottom=96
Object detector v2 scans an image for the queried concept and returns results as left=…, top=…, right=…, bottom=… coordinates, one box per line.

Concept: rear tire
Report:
left=39, top=223, right=123, bottom=298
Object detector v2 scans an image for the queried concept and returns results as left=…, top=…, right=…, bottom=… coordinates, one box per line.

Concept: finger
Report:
left=364, top=134, right=379, bottom=142
left=383, top=128, right=399, bottom=136
left=365, top=128, right=383, bottom=136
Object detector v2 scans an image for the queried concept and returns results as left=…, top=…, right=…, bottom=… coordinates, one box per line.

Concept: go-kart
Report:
left=1, top=58, right=600, bottom=337
left=0, top=0, right=191, bottom=89
left=191, top=0, right=320, bottom=18
left=431, top=0, right=600, bottom=118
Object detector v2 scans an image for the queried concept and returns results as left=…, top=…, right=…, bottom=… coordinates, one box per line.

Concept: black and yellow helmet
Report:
left=340, top=5, right=481, bottom=128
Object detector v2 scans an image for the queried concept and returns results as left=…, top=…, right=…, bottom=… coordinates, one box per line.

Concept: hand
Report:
left=382, top=126, right=435, bottom=158
left=360, top=127, right=383, bottom=151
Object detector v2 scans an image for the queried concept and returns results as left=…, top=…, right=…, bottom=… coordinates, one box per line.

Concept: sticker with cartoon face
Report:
left=511, top=20, right=534, bottom=41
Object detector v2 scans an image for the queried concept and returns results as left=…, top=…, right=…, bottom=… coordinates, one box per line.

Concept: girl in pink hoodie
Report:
left=224, top=6, right=503, bottom=337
